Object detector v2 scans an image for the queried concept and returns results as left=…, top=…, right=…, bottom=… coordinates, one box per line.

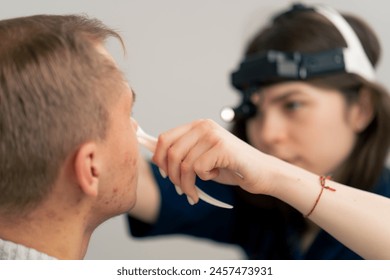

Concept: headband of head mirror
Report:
left=232, top=3, right=375, bottom=91
left=221, top=3, right=376, bottom=122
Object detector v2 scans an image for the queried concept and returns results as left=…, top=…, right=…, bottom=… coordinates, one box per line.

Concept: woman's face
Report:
left=246, top=81, right=363, bottom=175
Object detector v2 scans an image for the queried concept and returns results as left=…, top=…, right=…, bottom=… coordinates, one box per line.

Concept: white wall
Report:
left=2, top=0, right=390, bottom=259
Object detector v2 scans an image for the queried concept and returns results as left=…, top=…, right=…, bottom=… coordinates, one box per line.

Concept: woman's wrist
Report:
left=266, top=157, right=321, bottom=215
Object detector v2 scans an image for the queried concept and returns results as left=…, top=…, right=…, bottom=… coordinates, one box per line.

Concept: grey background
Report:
left=1, top=0, right=389, bottom=259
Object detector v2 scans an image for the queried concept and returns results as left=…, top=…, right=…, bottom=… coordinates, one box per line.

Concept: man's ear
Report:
left=74, top=142, right=100, bottom=197
left=351, top=87, right=374, bottom=133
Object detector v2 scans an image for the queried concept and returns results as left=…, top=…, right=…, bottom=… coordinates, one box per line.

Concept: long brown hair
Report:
left=232, top=8, right=390, bottom=190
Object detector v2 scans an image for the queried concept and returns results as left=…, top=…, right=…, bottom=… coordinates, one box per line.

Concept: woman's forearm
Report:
left=266, top=157, right=390, bottom=259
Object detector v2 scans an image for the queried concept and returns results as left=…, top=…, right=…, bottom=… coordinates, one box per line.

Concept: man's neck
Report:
left=0, top=205, right=94, bottom=259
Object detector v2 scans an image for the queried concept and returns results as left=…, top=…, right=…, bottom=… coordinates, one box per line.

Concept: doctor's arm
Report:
left=152, top=119, right=390, bottom=260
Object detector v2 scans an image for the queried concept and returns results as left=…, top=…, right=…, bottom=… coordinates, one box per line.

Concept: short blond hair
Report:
left=0, top=14, right=126, bottom=214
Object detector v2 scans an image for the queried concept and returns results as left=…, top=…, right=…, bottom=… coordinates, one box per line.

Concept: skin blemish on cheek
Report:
left=46, top=210, right=56, bottom=219
left=122, top=156, right=138, bottom=182
left=123, top=153, right=136, bottom=165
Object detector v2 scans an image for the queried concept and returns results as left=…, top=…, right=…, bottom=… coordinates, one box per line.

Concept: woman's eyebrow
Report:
left=269, top=90, right=302, bottom=104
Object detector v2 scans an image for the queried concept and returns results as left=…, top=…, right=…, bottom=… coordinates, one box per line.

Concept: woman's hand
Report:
left=152, top=119, right=276, bottom=202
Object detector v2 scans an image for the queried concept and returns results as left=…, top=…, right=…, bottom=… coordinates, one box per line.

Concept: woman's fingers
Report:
left=153, top=119, right=246, bottom=203
left=152, top=120, right=209, bottom=201
left=178, top=135, right=217, bottom=202
left=152, top=121, right=195, bottom=176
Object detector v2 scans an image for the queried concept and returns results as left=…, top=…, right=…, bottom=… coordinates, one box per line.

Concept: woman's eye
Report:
left=284, top=101, right=302, bottom=111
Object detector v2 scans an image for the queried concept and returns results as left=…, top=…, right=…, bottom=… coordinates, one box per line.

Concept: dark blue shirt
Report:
left=128, top=164, right=390, bottom=259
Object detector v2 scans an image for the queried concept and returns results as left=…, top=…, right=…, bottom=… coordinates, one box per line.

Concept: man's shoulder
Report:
left=0, top=238, right=57, bottom=260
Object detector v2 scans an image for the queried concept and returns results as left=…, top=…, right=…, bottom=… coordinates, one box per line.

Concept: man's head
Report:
left=0, top=15, right=138, bottom=220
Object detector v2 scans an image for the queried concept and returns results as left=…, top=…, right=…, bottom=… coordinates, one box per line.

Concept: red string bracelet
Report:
left=304, top=175, right=336, bottom=218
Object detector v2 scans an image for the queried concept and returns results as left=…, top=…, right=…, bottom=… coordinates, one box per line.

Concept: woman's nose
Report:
left=256, top=113, right=288, bottom=148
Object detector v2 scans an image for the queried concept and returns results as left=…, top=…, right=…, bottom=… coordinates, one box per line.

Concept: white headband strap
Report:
left=314, top=5, right=375, bottom=82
